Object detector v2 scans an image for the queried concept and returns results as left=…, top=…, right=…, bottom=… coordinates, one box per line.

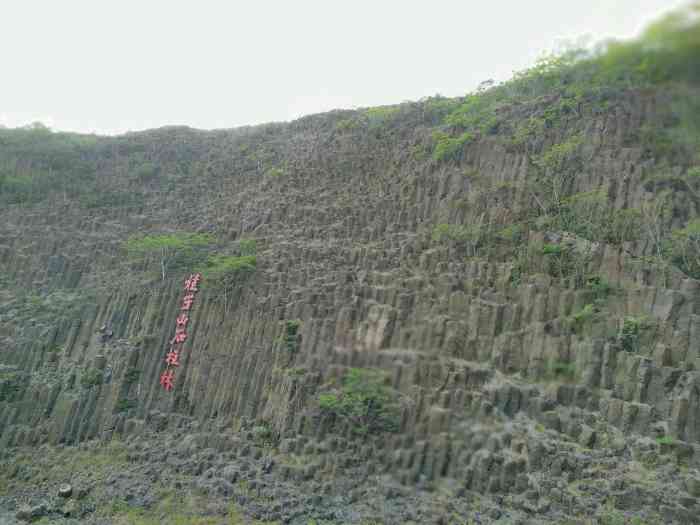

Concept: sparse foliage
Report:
left=318, top=368, right=403, bottom=435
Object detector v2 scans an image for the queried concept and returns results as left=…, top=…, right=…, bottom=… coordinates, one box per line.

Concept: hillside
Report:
left=1, top=5, right=700, bottom=524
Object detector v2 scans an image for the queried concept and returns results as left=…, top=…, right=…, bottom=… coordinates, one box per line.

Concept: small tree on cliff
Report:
left=318, top=368, right=404, bottom=435
left=125, top=233, right=214, bottom=281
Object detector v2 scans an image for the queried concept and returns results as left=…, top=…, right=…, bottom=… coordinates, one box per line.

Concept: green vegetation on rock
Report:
left=125, top=232, right=215, bottom=281
left=198, top=254, right=256, bottom=282
left=319, top=368, right=403, bottom=435
left=619, top=316, right=651, bottom=353
left=432, top=130, right=474, bottom=161
left=280, top=319, right=302, bottom=354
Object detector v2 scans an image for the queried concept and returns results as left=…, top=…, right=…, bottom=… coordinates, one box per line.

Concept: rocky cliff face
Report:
left=1, top=74, right=700, bottom=522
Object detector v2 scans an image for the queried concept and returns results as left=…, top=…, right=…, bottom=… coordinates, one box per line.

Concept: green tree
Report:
left=125, top=233, right=214, bottom=281
left=668, top=219, right=700, bottom=278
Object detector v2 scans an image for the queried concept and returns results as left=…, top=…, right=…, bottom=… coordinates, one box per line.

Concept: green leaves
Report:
left=80, top=368, right=103, bottom=389
left=532, top=134, right=583, bottom=172
left=541, top=243, right=564, bottom=256
left=318, top=368, right=402, bottom=436
left=124, top=233, right=215, bottom=281
left=365, top=105, right=401, bottom=127
left=667, top=219, right=700, bottom=278
left=432, top=131, right=474, bottom=161
left=196, top=255, right=257, bottom=303
left=198, top=255, right=256, bottom=281
left=281, top=320, right=301, bottom=354
left=239, top=238, right=257, bottom=257
left=0, top=125, right=100, bottom=204
left=619, top=316, right=651, bottom=353
left=125, top=233, right=214, bottom=255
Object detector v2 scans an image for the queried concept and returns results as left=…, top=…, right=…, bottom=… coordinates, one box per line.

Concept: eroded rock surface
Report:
left=1, top=72, right=699, bottom=524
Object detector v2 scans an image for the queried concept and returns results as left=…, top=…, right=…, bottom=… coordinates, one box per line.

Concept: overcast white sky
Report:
left=0, top=0, right=690, bottom=135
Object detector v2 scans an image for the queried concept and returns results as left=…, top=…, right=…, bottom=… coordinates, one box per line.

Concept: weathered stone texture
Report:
left=1, top=91, right=699, bottom=510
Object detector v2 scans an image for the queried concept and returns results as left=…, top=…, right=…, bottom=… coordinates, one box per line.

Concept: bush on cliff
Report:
left=319, top=368, right=403, bottom=436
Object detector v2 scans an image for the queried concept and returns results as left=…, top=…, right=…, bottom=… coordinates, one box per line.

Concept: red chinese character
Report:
left=184, top=273, right=202, bottom=292
left=181, top=293, right=195, bottom=310
left=176, top=313, right=189, bottom=327
left=170, top=329, right=187, bottom=345
left=160, top=369, right=175, bottom=391
left=165, top=350, right=180, bottom=366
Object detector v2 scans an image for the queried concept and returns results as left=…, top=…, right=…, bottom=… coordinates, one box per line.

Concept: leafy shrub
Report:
left=282, top=320, right=302, bottom=354
left=570, top=303, right=597, bottom=333
left=541, top=242, right=590, bottom=286
left=605, top=208, right=643, bottom=244
left=444, top=92, right=502, bottom=133
left=432, top=131, right=474, bottom=161
left=266, top=167, right=285, bottom=177
left=509, top=116, right=546, bottom=150
left=586, top=275, right=610, bottom=293
left=318, top=368, right=403, bottom=435
left=199, top=255, right=256, bottom=282
left=420, top=95, right=463, bottom=124
left=239, top=238, right=257, bottom=257
left=250, top=422, right=276, bottom=447
left=557, top=189, right=606, bottom=233
left=667, top=219, right=700, bottom=279
left=366, top=106, right=401, bottom=127
left=0, top=371, right=23, bottom=402
left=80, top=368, right=103, bottom=388
left=586, top=275, right=614, bottom=303
left=509, top=241, right=544, bottom=287
left=541, top=189, right=642, bottom=247
left=619, top=316, right=649, bottom=352
left=432, top=222, right=489, bottom=257
left=533, top=135, right=583, bottom=172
